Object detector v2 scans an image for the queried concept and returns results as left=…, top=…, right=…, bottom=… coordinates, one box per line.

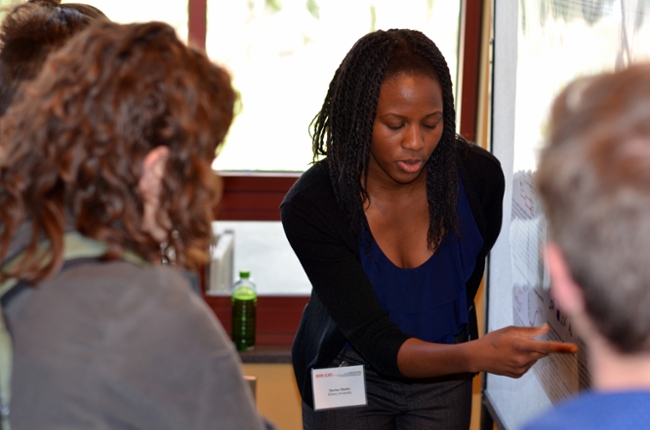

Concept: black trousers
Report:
left=302, top=348, right=473, bottom=430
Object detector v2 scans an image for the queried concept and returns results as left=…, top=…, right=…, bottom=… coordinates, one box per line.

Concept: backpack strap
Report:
left=0, top=290, right=14, bottom=430
left=0, top=232, right=148, bottom=430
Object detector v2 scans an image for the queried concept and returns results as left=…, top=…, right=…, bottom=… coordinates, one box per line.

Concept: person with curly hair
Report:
left=281, top=28, right=576, bottom=429
left=0, top=20, right=273, bottom=430
left=0, top=0, right=107, bottom=116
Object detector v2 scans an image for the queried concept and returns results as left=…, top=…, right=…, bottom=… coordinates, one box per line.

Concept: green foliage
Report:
left=537, top=0, right=619, bottom=27
left=634, top=0, right=650, bottom=29
left=306, top=0, right=319, bottom=20
left=550, top=0, right=574, bottom=21
left=580, top=0, right=616, bottom=25
left=426, top=0, right=434, bottom=22
left=266, top=0, right=282, bottom=13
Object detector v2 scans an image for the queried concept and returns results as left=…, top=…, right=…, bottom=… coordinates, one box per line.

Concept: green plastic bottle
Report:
left=231, top=270, right=257, bottom=351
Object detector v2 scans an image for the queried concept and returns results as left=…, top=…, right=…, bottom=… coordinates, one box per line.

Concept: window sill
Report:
left=203, top=294, right=309, bottom=346
left=237, top=344, right=292, bottom=364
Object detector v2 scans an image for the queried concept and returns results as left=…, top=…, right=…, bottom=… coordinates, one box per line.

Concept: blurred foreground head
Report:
left=537, top=63, right=650, bottom=353
left=0, top=0, right=107, bottom=115
left=0, top=20, right=236, bottom=281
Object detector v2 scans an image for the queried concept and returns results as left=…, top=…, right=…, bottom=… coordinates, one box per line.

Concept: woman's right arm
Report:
left=281, top=166, right=577, bottom=380
left=392, top=143, right=578, bottom=379
left=397, top=325, right=578, bottom=378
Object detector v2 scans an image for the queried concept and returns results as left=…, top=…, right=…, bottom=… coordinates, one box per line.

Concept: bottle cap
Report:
left=239, top=270, right=251, bottom=279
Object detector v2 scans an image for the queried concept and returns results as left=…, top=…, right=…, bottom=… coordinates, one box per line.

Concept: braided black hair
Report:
left=311, top=28, right=460, bottom=250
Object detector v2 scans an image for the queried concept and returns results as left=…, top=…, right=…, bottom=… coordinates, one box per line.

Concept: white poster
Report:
left=510, top=171, right=588, bottom=403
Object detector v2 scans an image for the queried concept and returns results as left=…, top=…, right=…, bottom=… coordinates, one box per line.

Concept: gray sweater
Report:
left=4, top=236, right=273, bottom=430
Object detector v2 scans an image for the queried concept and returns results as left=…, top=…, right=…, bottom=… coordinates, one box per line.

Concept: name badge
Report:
left=311, top=365, right=367, bottom=410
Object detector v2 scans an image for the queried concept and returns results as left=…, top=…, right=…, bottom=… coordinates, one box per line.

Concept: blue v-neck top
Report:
left=360, top=177, right=483, bottom=344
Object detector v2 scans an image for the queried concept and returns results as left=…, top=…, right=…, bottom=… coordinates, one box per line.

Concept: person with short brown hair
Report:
left=523, top=63, right=650, bottom=429
left=0, top=20, right=273, bottom=430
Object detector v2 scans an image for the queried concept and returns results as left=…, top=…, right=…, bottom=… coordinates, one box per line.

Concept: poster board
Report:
left=485, top=0, right=650, bottom=427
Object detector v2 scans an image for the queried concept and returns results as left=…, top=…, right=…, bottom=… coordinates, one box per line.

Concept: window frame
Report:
left=190, top=0, right=487, bottom=345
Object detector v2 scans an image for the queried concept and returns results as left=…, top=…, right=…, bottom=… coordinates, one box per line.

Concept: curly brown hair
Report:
left=0, top=20, right=236, bottom=283
left=0, top=0, right=107, bottom=116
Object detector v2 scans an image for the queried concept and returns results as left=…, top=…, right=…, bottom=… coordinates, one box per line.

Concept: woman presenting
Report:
left=281, top=29, right=576, bottom=429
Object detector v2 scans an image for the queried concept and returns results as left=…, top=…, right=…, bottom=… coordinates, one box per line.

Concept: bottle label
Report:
left=231, top=297, right=256, bottom=351
left=311, top=365, right=367, bottom=410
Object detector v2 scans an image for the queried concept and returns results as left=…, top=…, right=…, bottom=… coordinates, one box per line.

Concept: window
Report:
left=57, top=0, right=483, bottom=344
left=63, top=0, right=188, bottom=40
left=514, top=0, right=650, bottom=172
left=206, top=0, right=462, bottom=172
left=202, top=0, right=464, bottom=300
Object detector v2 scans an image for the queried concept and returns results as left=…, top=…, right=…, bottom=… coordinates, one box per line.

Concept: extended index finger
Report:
left=529, top=339, right=578, bottom=355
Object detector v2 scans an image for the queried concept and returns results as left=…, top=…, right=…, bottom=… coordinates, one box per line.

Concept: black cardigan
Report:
left=280, top=139, right=505, bottom=407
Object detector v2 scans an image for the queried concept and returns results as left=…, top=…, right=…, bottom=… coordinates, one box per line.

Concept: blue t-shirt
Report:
left=360, top=177, right=483, bottom=344
left=521, top=390, right=650, bottom=430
